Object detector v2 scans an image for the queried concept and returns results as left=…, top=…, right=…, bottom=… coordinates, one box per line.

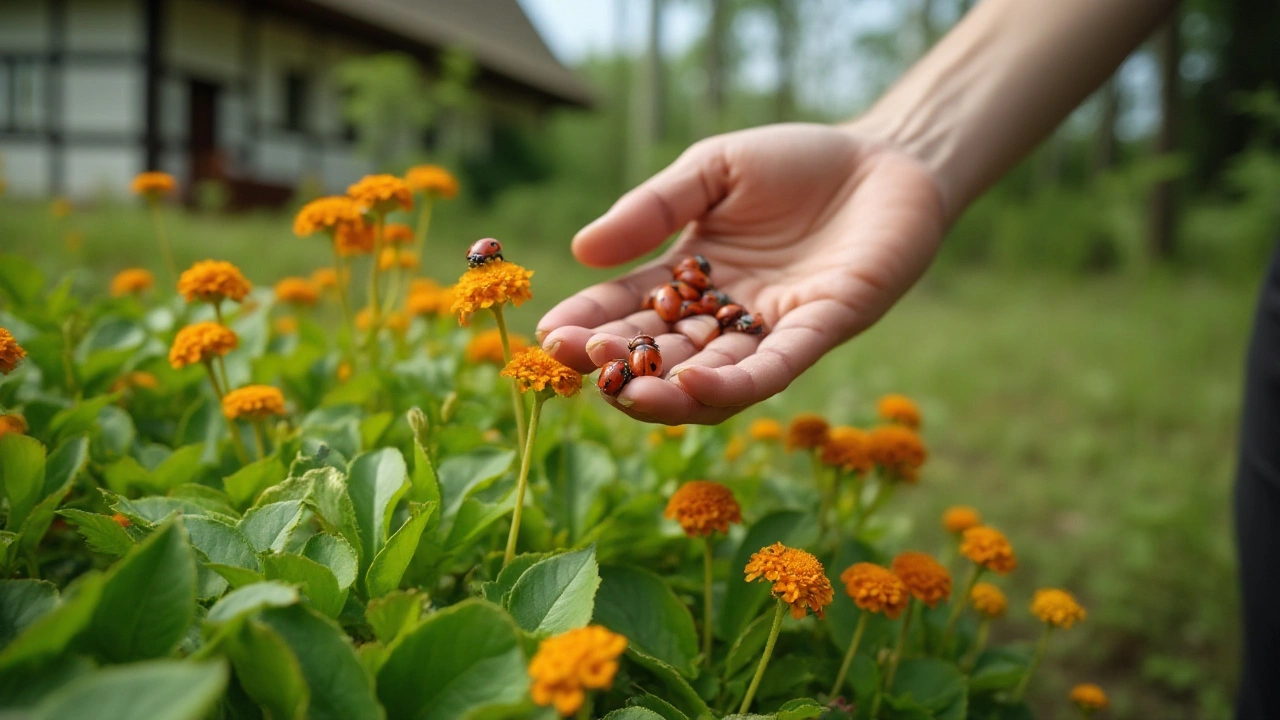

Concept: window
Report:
left=283, top=71, right=308, bottom=133
left=0, top=60, right=45, bottom=132
left=340, top=87, right=357, bottom=143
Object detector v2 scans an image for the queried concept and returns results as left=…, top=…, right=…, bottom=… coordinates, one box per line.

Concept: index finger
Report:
left=535, top=264, right=670, bottom=342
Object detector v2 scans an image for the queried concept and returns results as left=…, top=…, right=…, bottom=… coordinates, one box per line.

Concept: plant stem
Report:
left=961, top=618, right=990, bottom=671
left=739, top=600, right=786, bottom=714
left=703, top=535, right=715, bottom=668
left=1011, top=625, right=1052, bottom=702
left=830, top=611, right=869, bottom=699
left=330, top=240, right=355, bottom=345
left=412, top=194, right=435, bottom=260
left=872, top=600, right=915, bottom=718
left=214, top=355, right=232, bottom=400
left=205, top=360, right=248, bottom=464
left=854, top=479, right=897, bottom=535
left=150, top=200, right=177, bottom=282
left=251, top=420, right=267, bottom=460
left=365, top=213, right=385, bottom=365
left=502, top=394, right=544, bottom=566
left=491, top=304, right=528, bottom=455
left=817, top=464, right=835, bottom=543
left=941, top=564, right=982, bottom=654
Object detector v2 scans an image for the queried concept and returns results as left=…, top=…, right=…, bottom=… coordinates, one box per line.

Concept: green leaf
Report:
left=444, top=492, right=516, bottom=553
left=0, top=654, right=93, bottom=712
left=302, top=533, right=359, bottom=591
left=890, top=658, right=968, bottom=720
left=347, top=448, right=408, bottom=574
left=0, top=580, right=58, bottom=647
left=0, top=573, right=104, bottom=670
left=603, top=710, right=667, bottom=720
left=968, top=648, right=1030, bottom=693
left=184, top=516, right=259, bottom=571
left=44, top=436, right=88, bottom=496
left=410, top=432, right=442, bottom=507
left=625, top=649, right=713, bottom=720
left=545, top=441, right=616, bottom=542
left=366, top=502, right=436, bottom=598
left=725, top=611, right=772, bottom=680
left=292, top=468, right=365, bottom=565
left=0, top=255, right=46, bottom=305
left=225, top=620, right=309, bottom=720
left=482, top=552, right=548, bottom=604
left=262, top=553, right=347, bottom=619
left=207, top=581, right=301, bottom=625
left=47, top=395, right=115, bottom=446
left=719, top=511, right=815, bottom=641
left=1, top=434, right=46, bottom=532
left=103, top=456, right=153, bottom=495
left=152, top=444, right=207, bottom=490
left=377, top=599, right=528, bottom=720
left=438, top=448, right=515, bottom=518
left=366, top=588, right=426, bottom=644
left=777, top=698, right=825, bottom=720
left=223, top=456, right=286, bottom=508
left=626, top=695, right=690, bottom=720
left=206, top=563, right=266, bottom=590
left=506, top=545, right=600, bottom=635
left=593, top=564, right=699, bottom=678
left=84, top=520, right=197, bottom=663
left=30, top=660, right=228, bottom=720
left=238, top=500, right=307, bottom=553
left=260, top=604, right=381, bottom=720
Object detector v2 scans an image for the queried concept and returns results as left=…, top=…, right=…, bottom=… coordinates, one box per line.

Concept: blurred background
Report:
left=2, top=0, right=1276, bottom=717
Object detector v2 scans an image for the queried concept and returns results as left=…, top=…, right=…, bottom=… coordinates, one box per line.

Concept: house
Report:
left=0, top=0, right=592, bottom=203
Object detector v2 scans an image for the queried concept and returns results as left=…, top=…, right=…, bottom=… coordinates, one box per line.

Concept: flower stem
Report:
left=872, top=600, right=915, bottom=718
left=365, top=213, right=385, bottom=364
left=330, top=240, right=355, bottom=346
left=491, top=304, right=528, bottom=455
left=854, top=479, right=896, bottom=535
left=740, top=600, right=786, bottom=714
left=204, top=360, right=248, bottom=464
left=961, top=618, right=990, bottom=671
left=1011, top=625, right=1052, bottom=702
left=251, top=420, right=267, bottom=460
left=412, top=194, right=435, bottom=260
left=941, top=564, right=982, bottom=655
left=502, top=394, right=544, bottom=566
left=703, top=535, right=715, bottom=668
left=830, top=611, right=869, bottom=699
left=150, top=200, right=176, bottom=283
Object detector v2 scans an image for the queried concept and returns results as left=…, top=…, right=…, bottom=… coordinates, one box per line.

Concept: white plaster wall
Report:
left=66, top=0, right=140, bottom=52
left=159, top=76, right=187, bottom=145
left=63, top=147, right=139, bottom=199
left=257, top=17, right=312, bottom=130
left=321, top=147, right=373, bottom=193
left=0, top=143, right=51, bottom=197
left=167, top=0, right=242, bottom=80
left=0, top=1, right=50, bottom=52
left=254, top=132, right=306, bottom=184
left=61, top=65, right=143, bottom=134
left=159, top=148, right=188, bottom=185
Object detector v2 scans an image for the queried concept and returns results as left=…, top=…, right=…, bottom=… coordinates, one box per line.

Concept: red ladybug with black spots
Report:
left=628, top=334, right=662, bottom=377
left=466, top=238, right=503, bottom=268
left=597, top=359, right=633, bottom=397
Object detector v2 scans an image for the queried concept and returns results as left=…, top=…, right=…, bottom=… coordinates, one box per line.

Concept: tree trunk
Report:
left=704, top=0, right=727, bottom=134
left=614, top=0, right=632, bottom=190
left=1094, top=77, right=1120, bottom=172
left=1147, top=15, right=1179, bottom=261
left=648, top=0, right=666, bottom=144
left=773, top=0, right=796, bottom=122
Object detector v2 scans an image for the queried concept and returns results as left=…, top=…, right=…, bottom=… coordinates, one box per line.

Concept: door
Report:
left=188, top=79, right=223, bottom=187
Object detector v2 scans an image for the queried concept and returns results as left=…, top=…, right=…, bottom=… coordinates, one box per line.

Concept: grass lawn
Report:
left=2, top=198, right=1254, bottom=718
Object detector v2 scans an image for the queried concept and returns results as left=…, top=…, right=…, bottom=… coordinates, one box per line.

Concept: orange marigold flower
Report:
left=383, top=223, right=414, bottom=244
left=335, top=220, right=376, bottom=256
left=178, top=260, right=252, bottom=305
left=500, top=347, right=581, bottom=398
left=820, top=426, right=873, bottom=473
left=111, top=512, right=131, bottom=528
left=110, top=268, right=155, bottom=297
left=664, top=481, right=742, bottom=537
left=222, top=384, right=286, bottom=421
left=868, top=425, right=927, bottom=482
left=891, top=551, right=952, bottom=608
left=1031, top=588, right=1086, bottom=629
left=970, top=582, right=1008, bottom=619
left=293, top=196, right=364, bottom=237
left=528, top=625, right=627, bottom=717
left=725, top=435, right=747, bottom=462
left=748, top=418, right=783, bottom=442
left=274, top=316, right=299, bottom=335
left=1, top=327, right=28, bottom=374
left=877, top=393, right=922, bottom=429
left=744, top=542, right=834, bottom=619
left=841, top=562, right=910, bottom=620
left=347, top=174, right=411, bottom=214
left=383, top=311, right=409, bottom=335
left=406, top=284, right=454, bottom=317
left=378, top=247, right=420, bottom=272
left=405, top=164, right=460, bottom=199
left=168, top=322, right=238, bottom=369
left=110, top=371, right=159, bottom=394
left=311, top=267, right=342, bottom=290
left=452, top=260, right=533, bottom=326
left=786, top=413, right=829, bottom=451
left=465, top=328, right=527, bottom=365
left=942, top=505, right=982, bottom=534
left=0, top=414, right=28, bottom=438
left=1070, top=683, right=1108, bottom=712
left=274, top=277, right=319, bottom=306
left=130, top=171, right=176, bottom=197
left=959, top=526, right=1018, bottom=574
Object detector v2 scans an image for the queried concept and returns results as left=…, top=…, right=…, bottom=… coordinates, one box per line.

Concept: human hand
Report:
left=538, top=123, right=947, bottom=424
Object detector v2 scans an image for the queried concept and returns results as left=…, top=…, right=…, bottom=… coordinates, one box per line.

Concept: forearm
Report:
left=850, top=0, right=1175, bottom=221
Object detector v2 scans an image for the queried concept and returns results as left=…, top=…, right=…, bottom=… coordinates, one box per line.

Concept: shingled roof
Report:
left=306, top=0, right=593, bottom=107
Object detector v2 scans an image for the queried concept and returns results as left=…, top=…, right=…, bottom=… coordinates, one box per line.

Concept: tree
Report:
left=1147, top=14, right=1180, bottom=260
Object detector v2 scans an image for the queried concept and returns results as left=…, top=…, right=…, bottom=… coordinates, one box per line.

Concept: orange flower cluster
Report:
left=0, top=414, right=27, bottom=438
left=877, top=393, right=922, bottom=429
left=744, top=542, right=834, bottom=619
left=130, top=171, right=176, bottom=197
left=528, top=625, right=627, bottom=717
left=293, top=196, right=363, bottom=237
left=465, top=328, right=527, bottom=365
left=274, top=277, right=319, bottom=306
left=942, top=505, right=982, bottom=534
left=405, top=164, right=460, bottom=199
left=406, top=280, right=455, bottom=317
left=178, top=260, right=251, bottom=305
left=500, top=347, right=581, bottom=398
left=311, top=267, right=344, bottom=290
left=786, top=413, right=829, bottom=451
left=1070, top=683, right=1108, bottom=711
left=868, top=425, right=927, bottom=482
left=383, top=223, right=414, bottom=244
left=748, top=418, right=783, bottom=441
left=347, top=174, right=411, bottom=214
left=355, top=308, right=409, bottom=335
left=664, top=480, right=743, bottom=537
left=0, top=327, right=27, bottom=374
left=891, top=551, right=952, bottom=608
left=820, top=426, right=873, bottom=473
left=452, top=260, right=533, bottom=326
left=168, top=322, right=238, bottom=369
left=1031, top=588, right=1086, bottom=629
left=959, top=526, right=1018, bottom=574
left=110, top=268, right=155, bottom=297
left=110, top=371, right=159, bottom=395
left=274, top=316, right=299, bottom=335
left=970, top=582, right=1008, bottom=618
left=222, top=385, right=286, bottom=420
left=335, top=222, right=375, bottom=256
left=378, top=248, right=420, bottom=272
left=840, top=562, right=910, bottom=619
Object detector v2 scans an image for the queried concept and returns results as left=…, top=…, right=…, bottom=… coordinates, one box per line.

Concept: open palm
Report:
left=538, top=123, right=947, bottom=424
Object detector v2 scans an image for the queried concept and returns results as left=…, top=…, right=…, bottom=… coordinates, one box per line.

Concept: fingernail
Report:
left=535, top=328, right=549, bottom=343
left=542, top=339, right=561, bottom=355
left=586, top=338, right=608, bottom=353
left=616, top=396, right=635, bottom=408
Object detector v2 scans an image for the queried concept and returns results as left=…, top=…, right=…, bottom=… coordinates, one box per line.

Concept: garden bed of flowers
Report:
left=0, top=170, right=1107, bottom=719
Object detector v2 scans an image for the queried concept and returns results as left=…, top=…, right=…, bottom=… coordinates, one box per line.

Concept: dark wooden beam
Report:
left=142, top=0, right=164, bottom=170
left=47, top=0, right=66, bottom=194
left=240, top=0, right=259, bottom=169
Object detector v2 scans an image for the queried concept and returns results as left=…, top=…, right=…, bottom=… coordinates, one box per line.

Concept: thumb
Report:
left=572, top=139, right=732, bottom=268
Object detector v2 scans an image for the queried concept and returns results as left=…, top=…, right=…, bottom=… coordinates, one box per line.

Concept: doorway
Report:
left=188, top=79, right=223, bottom=189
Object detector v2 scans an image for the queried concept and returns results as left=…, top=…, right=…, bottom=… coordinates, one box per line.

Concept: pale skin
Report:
left=539, top=0, right=1176, bottom=424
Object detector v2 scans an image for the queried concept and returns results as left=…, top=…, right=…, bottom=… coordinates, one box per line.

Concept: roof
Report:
left=305, top=0, right=594, bottom=108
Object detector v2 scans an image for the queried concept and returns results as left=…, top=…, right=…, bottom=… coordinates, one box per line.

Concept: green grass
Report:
left=1, top=198, right=1250, bottom=719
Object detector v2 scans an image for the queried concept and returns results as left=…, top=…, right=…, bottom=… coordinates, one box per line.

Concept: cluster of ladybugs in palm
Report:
left=597, top=334, right=662, bottom=397
left=642, top=254, right=766, bottom=334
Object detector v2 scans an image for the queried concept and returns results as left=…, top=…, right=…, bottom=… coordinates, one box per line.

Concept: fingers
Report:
left=572, top=140, right=732, bottom=268
left=536, top=265, right=670, bottom=342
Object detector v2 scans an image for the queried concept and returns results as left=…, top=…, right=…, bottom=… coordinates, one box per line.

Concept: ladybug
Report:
left=627, top=334, right=662, bottom=377
left=674, top=254, right=712, bottom=277
left=703, top=289, right=732, bottom=308
left=735, top=312, right=765, bottom=335
left=715, top=303, right=746, bottom=328
left=670, top=281, right=701, bottom=302
left=466, top=238, right=503, bottom=268
left=688, top=292, right=722, bottom=316
left=597, top=359, right=633, bottom=397
left=673, top=268, right=711, bottom=292
left=652, top=285, right=685, bottom=323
